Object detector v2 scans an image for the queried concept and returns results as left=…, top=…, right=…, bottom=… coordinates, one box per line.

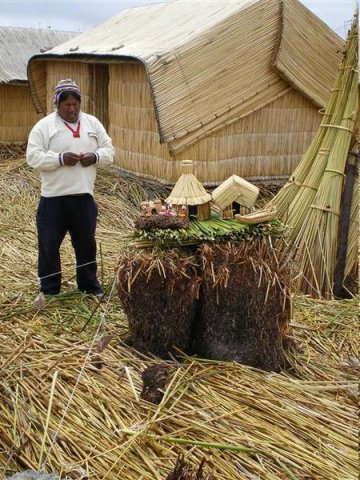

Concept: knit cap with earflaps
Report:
left=53, top=79, right=81, bottom=108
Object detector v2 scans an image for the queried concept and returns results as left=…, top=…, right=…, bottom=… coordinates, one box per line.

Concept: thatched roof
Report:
left=0, top=26, right=75, bottom=84
left=166, top=160, right=212, bottom=205
left=28, top=0, right=345, bottom=152
left=212, top=175, right=259, bottom=209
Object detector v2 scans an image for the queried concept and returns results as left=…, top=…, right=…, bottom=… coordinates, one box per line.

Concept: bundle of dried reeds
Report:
left=116, top=248, right=199, bottom=358
left=195, top=239, right=291, bottom=371
left=268, top=15, right=358, bottom=298
left=292, top=17, right=358, bottom=298
left=294, top=93, right=358, bottom=295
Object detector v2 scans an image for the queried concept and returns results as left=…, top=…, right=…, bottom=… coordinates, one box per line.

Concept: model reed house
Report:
left=27, top=0, right=344, bottom=184
left=0, top=27, right=75, bottom=144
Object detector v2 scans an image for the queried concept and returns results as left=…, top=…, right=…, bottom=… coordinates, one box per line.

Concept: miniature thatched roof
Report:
left=28, top=0, right=344, bottom=152
left=0, top=26, right=75, bottom=84
left=166, top=160, right=212, bottom=206
left=212, top=175, right=260, bottom=209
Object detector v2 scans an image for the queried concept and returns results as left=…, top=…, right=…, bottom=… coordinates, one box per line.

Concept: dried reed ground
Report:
left=0, top=157, right=358, bottom=479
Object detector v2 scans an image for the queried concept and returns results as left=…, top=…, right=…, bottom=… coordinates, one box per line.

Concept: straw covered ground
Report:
left=0, top=157, right=358, bottom=479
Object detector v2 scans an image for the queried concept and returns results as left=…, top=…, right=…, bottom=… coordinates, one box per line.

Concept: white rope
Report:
left=38, top=259, right=97, bottom=281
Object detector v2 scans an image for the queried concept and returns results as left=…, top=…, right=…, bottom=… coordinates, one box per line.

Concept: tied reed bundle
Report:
left=293, top=17, right=358, bottom=298
left=268, top=15, right=358, bottom=298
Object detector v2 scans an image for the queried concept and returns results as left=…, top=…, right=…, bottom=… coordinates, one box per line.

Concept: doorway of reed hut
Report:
left=189, top=205, right=197, bottom=219
left=90, top=63, right=109, bottom=131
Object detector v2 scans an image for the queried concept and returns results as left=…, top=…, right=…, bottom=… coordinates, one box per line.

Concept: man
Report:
left=26, top=79, right=114, bottom=296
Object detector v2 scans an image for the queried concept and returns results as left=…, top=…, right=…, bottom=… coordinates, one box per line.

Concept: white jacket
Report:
left=26, top=112, right=114, bottom=197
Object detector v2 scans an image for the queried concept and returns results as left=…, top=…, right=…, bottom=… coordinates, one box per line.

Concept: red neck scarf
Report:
left=63, top=120, right=81, bottom=138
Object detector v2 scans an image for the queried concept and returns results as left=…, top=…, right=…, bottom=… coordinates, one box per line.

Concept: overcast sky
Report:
left=0, top=0, right=356, bottom=38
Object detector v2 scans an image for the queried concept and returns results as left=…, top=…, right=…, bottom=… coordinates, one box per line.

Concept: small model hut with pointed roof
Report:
left=212, top=174, right=260, bottom=219
left=166, top=160, right=212, bottom=220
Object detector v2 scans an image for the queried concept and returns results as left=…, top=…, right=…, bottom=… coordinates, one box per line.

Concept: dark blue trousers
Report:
left=36, top=194, right=102, bottom=295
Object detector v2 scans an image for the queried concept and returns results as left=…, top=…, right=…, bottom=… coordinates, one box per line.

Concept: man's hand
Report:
left=63, top=152, right=80, bottom=166
left=80, top=152, right=97, bottom=167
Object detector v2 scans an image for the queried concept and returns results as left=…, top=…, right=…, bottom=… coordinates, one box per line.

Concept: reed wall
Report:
left=109, top=63, right=322, bottom=184
left=45, top=61, right=92, bottom=114
left=108, top=63, right=174, bottom=179
left=0, top=84, right=42, bottom=143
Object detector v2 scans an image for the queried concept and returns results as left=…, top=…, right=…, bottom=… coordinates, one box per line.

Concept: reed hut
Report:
left=27, top=0, right=344, bottom=184
left=166, top=160, right=212, bottom=220
left=0, top=26, right=75, bottom=144
left=212, top=174, right=259, bottom=219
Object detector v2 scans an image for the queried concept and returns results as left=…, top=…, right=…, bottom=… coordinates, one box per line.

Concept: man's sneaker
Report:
left=81, top=288, right=105, bottom=298
left=94, top=291, right=105, bottom=299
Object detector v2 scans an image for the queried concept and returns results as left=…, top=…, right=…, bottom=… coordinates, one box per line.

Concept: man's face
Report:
left=58, top=94, right=80, bottom=123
